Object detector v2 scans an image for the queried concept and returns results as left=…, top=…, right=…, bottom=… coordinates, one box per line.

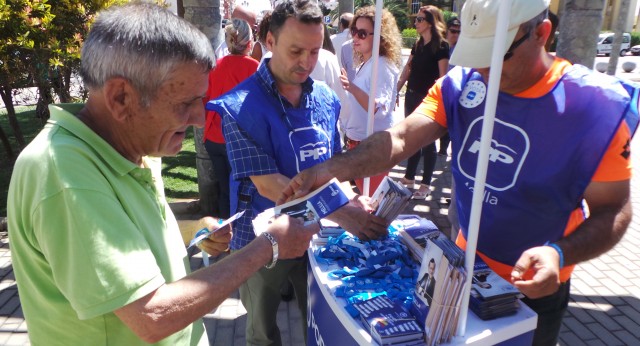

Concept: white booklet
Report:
left=187, top=211, right=245, bottom=249
left=252, top=178, right=350, bottom=236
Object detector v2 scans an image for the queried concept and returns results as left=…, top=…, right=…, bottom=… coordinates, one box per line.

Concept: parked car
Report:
left=631, top=45, right=640, bottom=56
left=597, top=32, right=631, bottom=57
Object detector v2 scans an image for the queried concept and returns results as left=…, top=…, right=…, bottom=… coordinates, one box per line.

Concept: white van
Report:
left=597, top=32, right=631, bottom=56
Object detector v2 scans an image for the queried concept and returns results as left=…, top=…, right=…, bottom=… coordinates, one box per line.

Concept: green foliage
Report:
left=162, top=131, right=199, bottom=200
left=631, top=32, right=640, bottom=47
left=401, top=28, right=418, bottom=48
left=0, top=105, right=41, bottom=216
left=443, top=10, right=457, bottom=24
left=343, top=0, right=410, bottom=31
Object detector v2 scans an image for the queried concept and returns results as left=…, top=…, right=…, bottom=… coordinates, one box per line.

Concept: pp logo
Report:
left=459, top=80, right=486, bottom=109
left=289, top=126, right=331, bottom=172
left=458, top=117, right=529, bottom=191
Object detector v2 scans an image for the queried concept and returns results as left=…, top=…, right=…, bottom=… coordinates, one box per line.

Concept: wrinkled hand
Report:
left=331, top=204, right=388, bottom=241
left=511, top=245, right=561, bottom=299
left=196, top=216, right=232, bottom=257
left=265, top=214, right=319, bottom=259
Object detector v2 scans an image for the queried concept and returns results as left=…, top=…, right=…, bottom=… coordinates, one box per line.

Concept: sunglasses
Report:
left=415, top=17, right=427, bottom=23
left=448, top=29, right=461, bottom=34
left=503, top=31, right=531, bottom=61
left=350, top=27, right=374, bottom=40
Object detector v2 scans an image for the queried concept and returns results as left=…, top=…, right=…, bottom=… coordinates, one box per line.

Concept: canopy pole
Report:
left=456, top=0, right=513, bottom=336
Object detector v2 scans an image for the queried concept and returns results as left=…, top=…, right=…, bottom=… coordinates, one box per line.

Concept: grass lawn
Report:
left=0, top=105, right=199, bottom=217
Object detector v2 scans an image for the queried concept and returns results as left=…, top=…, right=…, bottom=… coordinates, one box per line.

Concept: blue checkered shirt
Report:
left=222, top=59, right=340, bottom=249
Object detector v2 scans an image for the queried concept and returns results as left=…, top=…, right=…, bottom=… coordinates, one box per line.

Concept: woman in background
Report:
left=204, top=19, right=259, bottom=218
left=341, top=6, right=402, bottom=196
left=396, top=5, right=449, bottom=199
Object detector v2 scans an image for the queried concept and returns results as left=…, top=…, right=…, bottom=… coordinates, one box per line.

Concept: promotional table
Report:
left=306, top=246, right=537, bottom=346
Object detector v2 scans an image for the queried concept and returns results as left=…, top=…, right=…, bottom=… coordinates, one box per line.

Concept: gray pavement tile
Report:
left=585, top=339, right=609, bottom=346
left=559, top=330, right=586, bottom=345
left=612, top=330, right=640, bottom=346
left=566, top=303, right=597, bottom=324
left=585, top=324, right=624, bottom=345
left=562, top=317, right=597, bottom=341
left=612, top=315, right=640, bottom=338
left=209, top=326, right=234, bottom=346
left=585, top=308, right=623, bottom=332
left=619, top=305, right=640, bottom=322
left=620, top=294, right=640, bottom=313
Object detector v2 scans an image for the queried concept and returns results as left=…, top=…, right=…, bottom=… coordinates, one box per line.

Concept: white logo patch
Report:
left=459, top=80, right=487, bottom=109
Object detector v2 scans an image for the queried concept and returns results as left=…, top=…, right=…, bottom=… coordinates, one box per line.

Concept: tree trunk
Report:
left=35, top=83, right=53, bottom=121
left=0, top=85, right=26, bottom=147
left=606, top=0, right=631, bottom=75
left=556, top=0, right=606, bottom=67
left=51, top=66, right=73, bottom=103
left=0, top=120, right=14, bottom=163
left=183, top=0, right=222, bottom=215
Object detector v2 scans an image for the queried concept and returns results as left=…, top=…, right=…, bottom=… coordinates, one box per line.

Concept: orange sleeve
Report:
left=592, top=122, right=632, bottom=182
left=413, top=79, right=448, bottom=127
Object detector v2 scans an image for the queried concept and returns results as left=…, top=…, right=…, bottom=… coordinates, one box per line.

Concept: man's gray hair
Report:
left=80, top=2, right=215, bottom=106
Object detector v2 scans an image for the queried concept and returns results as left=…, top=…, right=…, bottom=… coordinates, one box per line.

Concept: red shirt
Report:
left=203, top=55, right=258, bottom=143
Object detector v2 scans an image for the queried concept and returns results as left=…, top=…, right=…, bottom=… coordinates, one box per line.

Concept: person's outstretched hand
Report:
left=196, top=216, right=232, bottom=256
left=510, top=245, right=561, bottom=299
left=278, top=165, right=332, bottom=205
left=265, top=214, right=320, bottom=259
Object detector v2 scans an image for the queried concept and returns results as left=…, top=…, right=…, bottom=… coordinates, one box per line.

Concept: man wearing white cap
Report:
left=279, top=0, right=638, bottom=344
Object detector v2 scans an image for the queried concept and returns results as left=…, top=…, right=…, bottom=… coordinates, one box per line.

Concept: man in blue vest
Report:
left=279, top=0, right=638, bottom=345
left=207, top=0, right=388, bottom=344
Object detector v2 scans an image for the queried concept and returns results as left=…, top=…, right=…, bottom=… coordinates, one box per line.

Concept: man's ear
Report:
left=102, top=77, right=136, bottom=122
left=535, top=19, right=552, bottom=46
left=266, top=31, right=275, bottom=52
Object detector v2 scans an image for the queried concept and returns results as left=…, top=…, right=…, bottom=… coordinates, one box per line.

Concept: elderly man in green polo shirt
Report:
left=6, top=3, right=317, bottom=345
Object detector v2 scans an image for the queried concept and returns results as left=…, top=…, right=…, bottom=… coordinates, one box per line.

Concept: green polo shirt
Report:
left=7, top=104, right=207, bottom=345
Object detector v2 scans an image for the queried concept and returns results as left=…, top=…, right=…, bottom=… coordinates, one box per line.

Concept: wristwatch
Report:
left=262, top=232, right=279, bottom=269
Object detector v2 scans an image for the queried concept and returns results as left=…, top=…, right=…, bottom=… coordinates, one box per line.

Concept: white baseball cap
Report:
left=449, top=0, right=550, bottom=69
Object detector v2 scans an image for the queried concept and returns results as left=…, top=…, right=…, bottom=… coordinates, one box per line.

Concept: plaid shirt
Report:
left=222, top=59, right=340, bottom=249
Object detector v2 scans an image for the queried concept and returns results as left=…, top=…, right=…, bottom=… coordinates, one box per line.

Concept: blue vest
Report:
left=442, top=65, right=639, bottom=266
left=207, top=74, right=340, bottom=218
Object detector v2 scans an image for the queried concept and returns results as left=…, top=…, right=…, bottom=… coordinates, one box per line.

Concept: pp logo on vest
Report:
left=458, top=117, right=529, bottom=191
left=289, top=126, right=332, bottom=173
left=459, top=80, right=486, bottom=109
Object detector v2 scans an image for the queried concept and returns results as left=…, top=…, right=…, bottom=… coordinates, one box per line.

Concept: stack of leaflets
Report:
left=252, top=178, right=350, bottom=237
left=394, top=214, right=443, bottom=261
left=352, top=295, right=424, bottom=345
left=411, top=237, right=466, bottom=346
left=370, top=176, right=412, bottom=223
left=469, top=257, right=523, bottom=320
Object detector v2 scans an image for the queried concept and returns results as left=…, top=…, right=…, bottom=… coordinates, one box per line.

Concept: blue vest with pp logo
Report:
left=442, top=65, right=638, bottom=266
left=208, top=74, right=340, bottom=215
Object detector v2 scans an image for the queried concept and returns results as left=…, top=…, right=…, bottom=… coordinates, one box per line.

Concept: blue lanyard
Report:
left=316, top=227, right=418, bottom=316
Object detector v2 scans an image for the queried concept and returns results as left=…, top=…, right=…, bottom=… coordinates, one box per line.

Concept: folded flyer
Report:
left=252, top=178, right=349, bottom=236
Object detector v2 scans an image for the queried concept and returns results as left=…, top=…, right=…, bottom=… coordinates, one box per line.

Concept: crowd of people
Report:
left=6, top=0, right=637, bottom=346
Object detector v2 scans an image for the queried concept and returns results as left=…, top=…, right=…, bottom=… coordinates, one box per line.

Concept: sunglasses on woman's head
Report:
left=415, top=17, right=427, bottom=23
left=350, top=27, right=373, bottom=40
